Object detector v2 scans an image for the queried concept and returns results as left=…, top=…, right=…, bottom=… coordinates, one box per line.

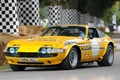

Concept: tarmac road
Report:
left=0, top=39, right=120, bottom=80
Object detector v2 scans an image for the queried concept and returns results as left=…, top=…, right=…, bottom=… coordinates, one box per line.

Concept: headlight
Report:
left=41, top=48, right=47, bottom=54
left=51, top=48, right=65, bottom=53
left=39, top=47, right=64, bottom=54
left=9, top=47, right=19, bottom=54
left=47, top=48, right=52, bottom=53
left=6, top=47, right=19, bottom=57
left=9, top=48, right=15, bottom=54
left=39, top=47, right=52, bottom=54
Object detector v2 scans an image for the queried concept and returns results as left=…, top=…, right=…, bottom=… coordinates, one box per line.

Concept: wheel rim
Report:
left=107, top=48, right=114, bottom=64
left=69, top=50, right=78, bottom=67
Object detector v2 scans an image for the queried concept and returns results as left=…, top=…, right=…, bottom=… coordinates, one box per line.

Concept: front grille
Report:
left=19, top=53, right=38, bottom=58
left=18, top=53, right=58, bottom=58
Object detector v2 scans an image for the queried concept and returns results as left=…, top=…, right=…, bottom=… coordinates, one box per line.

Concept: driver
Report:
left=79, top=31, right=85, bottom=37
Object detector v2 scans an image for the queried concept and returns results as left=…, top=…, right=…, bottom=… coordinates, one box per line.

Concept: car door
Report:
left=88, top=28, right=104, bottom=58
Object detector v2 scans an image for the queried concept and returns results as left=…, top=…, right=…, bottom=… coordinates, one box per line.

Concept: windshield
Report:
left=41, top=26, right=86, bottom=37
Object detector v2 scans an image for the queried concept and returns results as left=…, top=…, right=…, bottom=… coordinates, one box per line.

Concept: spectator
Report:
left=118, top=25, right=120, bottom=33
left=42, top=19, right=48, bottom=29
left=42, top=20, right=47, bottom=28
left=88, top=21, right=94, bottom=26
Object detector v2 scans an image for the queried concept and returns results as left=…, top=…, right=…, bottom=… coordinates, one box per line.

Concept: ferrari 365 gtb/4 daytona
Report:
left=4, top=24, right=116, bottom=71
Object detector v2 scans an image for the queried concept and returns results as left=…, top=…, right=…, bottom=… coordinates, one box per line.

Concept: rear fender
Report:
left=102, top=41, right=114, bottom=57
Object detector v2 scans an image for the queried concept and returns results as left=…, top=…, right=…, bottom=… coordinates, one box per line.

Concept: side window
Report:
left=88, top=28, right=99, bottom=38
left=97, top=29, right=105, bottom=38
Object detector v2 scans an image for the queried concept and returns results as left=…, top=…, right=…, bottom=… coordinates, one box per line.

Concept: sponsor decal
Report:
left=79, top=42, right=92, bottom=51
left=64, top=40, right=77, bottom=45
left=38, top=38, right=56, bottom=41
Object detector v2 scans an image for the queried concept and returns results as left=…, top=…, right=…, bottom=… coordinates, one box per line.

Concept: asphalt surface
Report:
left=0, top=39, right=120, bottom=80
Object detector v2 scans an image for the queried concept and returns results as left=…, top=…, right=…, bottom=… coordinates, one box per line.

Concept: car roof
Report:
left=51, top=24, right=95, bottom=29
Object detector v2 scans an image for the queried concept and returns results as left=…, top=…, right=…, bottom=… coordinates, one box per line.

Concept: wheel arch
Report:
left=72, top=45, right=81, bottom=62
left=108, top=42, right=114, bottom=49
left=106, top=42, right=114, bottom=51
left=64, top=45, right=81, bottom=62
left=97, top=42, right=114, bottom=66
left=104, top=42, right=114, bottom=56
left=60, top=45, right=81, bottom=69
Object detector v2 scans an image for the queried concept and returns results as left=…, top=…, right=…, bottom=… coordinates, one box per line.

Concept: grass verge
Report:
left=0, top=65, right=9, bottom=70
left=106, top=32, right=114, bottom=36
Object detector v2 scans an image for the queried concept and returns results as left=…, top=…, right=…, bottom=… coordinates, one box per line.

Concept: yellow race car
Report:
left=4, top=24, right=116, bottom=71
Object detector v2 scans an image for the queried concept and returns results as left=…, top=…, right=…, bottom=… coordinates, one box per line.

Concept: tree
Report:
left=39, top=0, right=119, bottom=20
left=39, top=0, right=48, bottom=19
left=102, top=1, right=120, bottom=26
left=78, top=0, right=117, bottom=17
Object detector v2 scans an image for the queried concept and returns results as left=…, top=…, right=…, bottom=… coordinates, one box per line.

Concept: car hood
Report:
left=7, top=36, right=84, bottom=52
left=12, top=36, right=76, bottom=45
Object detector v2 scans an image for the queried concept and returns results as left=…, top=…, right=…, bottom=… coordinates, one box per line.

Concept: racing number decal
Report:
left=91, top=39, right=100, bottom=57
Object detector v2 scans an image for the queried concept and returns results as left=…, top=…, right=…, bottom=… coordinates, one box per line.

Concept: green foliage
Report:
left=106, top=32, right=114, bottom=36
left=45, top=0, right=60, bottom=6
left=78, top=0, right=116, bottom=17
left=39, top=0, right=119, bottom=20
left=62, top=0, right=78, bottom=9
left=102, top=1, right=120, bottom=26
left=40, top=0, right=78, bottom=9
left=0, top=65, right=9, bottom=70
left=39, top=0, right=48, bottom=19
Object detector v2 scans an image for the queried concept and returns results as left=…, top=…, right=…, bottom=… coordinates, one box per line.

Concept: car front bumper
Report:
left=5, top=53, right=66, bottom=66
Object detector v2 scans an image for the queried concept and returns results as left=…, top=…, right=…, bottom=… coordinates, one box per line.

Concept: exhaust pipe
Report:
left=98, top=57, right=103, bottom=61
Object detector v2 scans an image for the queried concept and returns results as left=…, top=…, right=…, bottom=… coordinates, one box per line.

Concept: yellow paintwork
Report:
left=4, top=24, right=116, bottom=66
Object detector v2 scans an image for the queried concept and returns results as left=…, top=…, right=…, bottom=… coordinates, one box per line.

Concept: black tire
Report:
left=60, top=47, right=79, bottom=70
left=97, top=45, right=114, bottom=66
left=10, top=65, right=26, bottom=71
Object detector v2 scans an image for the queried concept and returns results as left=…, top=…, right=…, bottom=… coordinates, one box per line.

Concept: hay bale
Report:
left=0, top=40, right=6, bottom=65
left=19, top=26, right=45, bottom=36
left=0, top=33, right=34, bottom=65
left=0, top=33, right=20, bottom=65
left=0, top=26, right=45, bottom=65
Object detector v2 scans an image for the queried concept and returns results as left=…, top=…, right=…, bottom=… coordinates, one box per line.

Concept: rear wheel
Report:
left=97, top=45, right=114, bottom=66
left=10, top=65, right=26, bottom=71
left=60, top=47, right=79, bottom=69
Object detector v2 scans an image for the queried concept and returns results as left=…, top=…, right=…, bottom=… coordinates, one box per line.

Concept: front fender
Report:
left=63, top=44, right=78, bottom=59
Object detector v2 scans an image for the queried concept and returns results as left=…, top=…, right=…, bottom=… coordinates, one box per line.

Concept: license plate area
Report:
left=20, top=58, right=38, bottom=62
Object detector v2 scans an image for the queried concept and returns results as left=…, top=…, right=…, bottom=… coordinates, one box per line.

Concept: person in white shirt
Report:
left=118, top=25, right=120, bottom=33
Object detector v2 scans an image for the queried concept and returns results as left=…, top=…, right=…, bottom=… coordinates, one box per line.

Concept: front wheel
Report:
left=60, top=47, right=79, bottom=70
left=10, top=65, right=26, bottom=71
left=97, top=45, right=114, bottom=66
